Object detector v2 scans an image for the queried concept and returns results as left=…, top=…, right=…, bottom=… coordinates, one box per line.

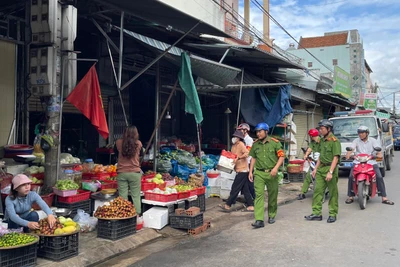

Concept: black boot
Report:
left=297, top=194, right=306, bottom=200
left=304, top=214, right=323, bottom=221
left=251, top=220, right=265, bottom=228
left=327, top=216, right=336, bottom=223
left=268, top=217, right=275, bottom=224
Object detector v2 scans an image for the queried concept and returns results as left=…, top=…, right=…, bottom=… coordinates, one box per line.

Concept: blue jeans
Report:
left=8, top=211, right=39, bottom=233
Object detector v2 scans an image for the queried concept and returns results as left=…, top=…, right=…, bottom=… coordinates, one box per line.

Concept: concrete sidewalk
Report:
left=37, top=182, right=303, bottom=266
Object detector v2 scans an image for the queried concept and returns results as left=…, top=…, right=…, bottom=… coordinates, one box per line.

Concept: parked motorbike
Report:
left=346, top=146, right=381, bottom=210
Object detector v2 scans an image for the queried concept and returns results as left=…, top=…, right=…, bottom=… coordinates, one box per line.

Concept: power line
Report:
left=303, top=0, right=348, bottom=6
left=251, top=0, right=335, bottom=73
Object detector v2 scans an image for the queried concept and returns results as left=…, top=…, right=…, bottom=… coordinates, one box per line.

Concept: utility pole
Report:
left=393, top=92, right=396, bottom=115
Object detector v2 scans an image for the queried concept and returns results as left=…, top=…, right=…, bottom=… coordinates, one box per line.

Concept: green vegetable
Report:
left=56, top=180, right=79, bottom=190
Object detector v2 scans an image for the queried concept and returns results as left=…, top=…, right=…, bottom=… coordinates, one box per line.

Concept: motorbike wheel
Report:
left=358, top=181, right=367, bottom=210
left=386, top=155, right=391, bottom=171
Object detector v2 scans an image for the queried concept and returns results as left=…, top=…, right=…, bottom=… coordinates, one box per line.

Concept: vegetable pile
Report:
left=55, top=180, right=79, bottom=190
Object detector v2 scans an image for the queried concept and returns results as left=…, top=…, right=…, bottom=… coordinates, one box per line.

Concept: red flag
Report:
left=67, top=64, right=109, bottom=139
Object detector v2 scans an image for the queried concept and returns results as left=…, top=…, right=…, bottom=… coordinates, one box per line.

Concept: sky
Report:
left=238, top=0, right=400, bottom=110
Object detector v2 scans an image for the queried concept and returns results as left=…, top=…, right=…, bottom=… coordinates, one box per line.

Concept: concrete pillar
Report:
left=263, top=0, right=270, bottom=41
left=244, top=0, right=250, bottom=43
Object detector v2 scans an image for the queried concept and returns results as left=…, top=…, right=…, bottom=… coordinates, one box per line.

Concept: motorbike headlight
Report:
left=357, top=156, right=369, bottom=162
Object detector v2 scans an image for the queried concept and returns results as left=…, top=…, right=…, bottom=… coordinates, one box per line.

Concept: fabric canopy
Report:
left=116, top=27, right=241, bottom=87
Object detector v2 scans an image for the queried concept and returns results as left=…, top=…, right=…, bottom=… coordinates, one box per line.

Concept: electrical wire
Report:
left=251, top=0, right=335, bottom=73
left=303, top=0, right=348, bottom=6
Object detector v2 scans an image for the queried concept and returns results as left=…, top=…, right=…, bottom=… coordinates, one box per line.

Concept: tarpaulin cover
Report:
left=241, top=85, right=293, bottom=127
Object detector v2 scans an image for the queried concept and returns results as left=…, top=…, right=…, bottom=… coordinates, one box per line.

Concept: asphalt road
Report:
left=105, top=153, right=400, bottom=267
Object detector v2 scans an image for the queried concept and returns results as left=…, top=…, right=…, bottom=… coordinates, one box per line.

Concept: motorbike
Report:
left=346, top=147, right=381, bottom=210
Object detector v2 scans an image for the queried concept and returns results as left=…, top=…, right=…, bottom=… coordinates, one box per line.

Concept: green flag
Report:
left=178, top=52, right=203, bottom=124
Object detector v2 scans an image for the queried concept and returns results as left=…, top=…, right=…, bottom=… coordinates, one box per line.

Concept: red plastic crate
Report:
left=156, top=183, right=166, bottom=190
left=31, top=173, right=45, bottom=180
left=177, top=191, right=190, bottom=199
left=142, top=173, right=156, bottom=180
left=141, top=182, right=156, bottom=191
left=32, top=193, right=54, bottom=210
left=110, top=172, right=118, bottom=177
left=196, top=186, right=206, bottom=195
left=57, top=190, right=91, bottom=204
left=95, top=172, right=111, bottom=181
left=144, top=192, right=178, bottom=202
left=82, top=172, right=95, bottom=180
left=101, top=180, right=118, bottom=189
left=189, top=189, right=197, bottom=197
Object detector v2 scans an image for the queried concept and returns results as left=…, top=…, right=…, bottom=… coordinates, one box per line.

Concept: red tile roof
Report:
left=298, top=33, right=348, bottom=49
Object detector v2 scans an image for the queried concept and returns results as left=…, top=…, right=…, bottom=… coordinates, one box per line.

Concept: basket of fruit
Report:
left=287, top=164, right=303, bottom=174
left=0, top=232, right=39, bottom=249
left=34, top=218, right=79, bottom=236
left=94, top=197, right=137, bottom=219
left=53, top=180, right=79, bottom=197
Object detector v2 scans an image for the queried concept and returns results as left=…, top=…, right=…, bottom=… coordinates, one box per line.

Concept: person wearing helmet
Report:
left=237, top=123, right=255, bottom=199
left=220, top=130, right=254, bottom=212
left=249, top=122, right=285, bottom=228
left=344, top=126, right=394, bottom=205
left=298, top=129, right=321, bottom=200
left=305, top=119, right=341, bottom=223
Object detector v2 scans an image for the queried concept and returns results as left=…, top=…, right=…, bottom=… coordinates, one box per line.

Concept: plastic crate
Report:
left=198, top=194, right=206, bottom=212
left=97, top=216, right=137, bottom=240
left=287, top=172, right=306, bottom=182
left=185, top=198, right=199, bottom=210
left=142, top=173, right=156, bottom=180
left=94, top=172, right=111, bottom=181
left=189, top=189, right=197, bottom=197
left=32, top=193, right=55, bottom=210
left=169, top=213, right=204, bottom=230
left=0, top=242, right=38, bottom=267
left=196, top=186, right=206, bottom=195
left=144, top=192, right=178, bottom=202
left=56, top=199, right=91, bottom=218
left=141, top=182, right=156, bottom=192
left=53, top=188, right=78, bottom=197
left=101, top=180, right=118, bottom=190
left=177, top=191, right=190, bottom=200
left=57, top=190, right=91, bottom=204
left=37, top=232, right=78, bottom=261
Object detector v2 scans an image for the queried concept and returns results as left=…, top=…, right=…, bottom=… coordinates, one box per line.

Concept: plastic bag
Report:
left=157, top=159, right=172, bottom=173
left=1, top=184, right=11, bottom=195
left=0, top=225, right=23, bottom=236
left=82, top=181, right=101, bottom=192
left=73, top=209, right=98, bottom=233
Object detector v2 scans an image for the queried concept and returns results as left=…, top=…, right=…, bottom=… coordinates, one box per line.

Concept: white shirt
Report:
left=350, top=137, right=381, bottom=165
left=244, top=135, right=254, bottom=164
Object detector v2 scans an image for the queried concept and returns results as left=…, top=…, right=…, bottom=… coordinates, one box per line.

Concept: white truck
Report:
left=329, top=110, right=394, bottom=177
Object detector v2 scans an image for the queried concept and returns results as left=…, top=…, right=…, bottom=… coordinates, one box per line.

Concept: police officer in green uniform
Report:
left=298, top=128, right=321, bottom=200
left=305, top=119, right=341, bottom=223
left=249, top=123, right=285, bottom=228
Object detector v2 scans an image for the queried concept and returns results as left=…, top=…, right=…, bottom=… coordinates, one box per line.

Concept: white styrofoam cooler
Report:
left=219, top=189, right=231, bottom=200
left=143, top=207, right=169, bottom=230
left=220, top=171, right=236, bottom=180
left=220, top=178, right=234, bottom=190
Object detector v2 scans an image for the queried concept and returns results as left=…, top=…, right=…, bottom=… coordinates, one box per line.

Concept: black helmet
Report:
left=318, top=119, right=333, bottom=129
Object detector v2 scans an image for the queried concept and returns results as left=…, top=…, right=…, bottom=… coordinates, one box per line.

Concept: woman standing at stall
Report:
left=5, top=174, right=56, bottom=233
left=220, top=130, right=254, bottom=212
left=115, top=126, right=143, bottom=215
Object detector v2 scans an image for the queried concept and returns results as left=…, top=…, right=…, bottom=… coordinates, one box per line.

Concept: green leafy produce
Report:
left=0, top=233, right=37, bottom=247
left=56, top=180, right=79, bottom=190
left=172, top=185, right=193, bottom=192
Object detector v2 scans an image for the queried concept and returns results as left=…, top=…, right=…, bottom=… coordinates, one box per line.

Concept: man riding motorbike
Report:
left=345, top=126, right=394, bottom=206
left=298, top=129, right=321, bottom=200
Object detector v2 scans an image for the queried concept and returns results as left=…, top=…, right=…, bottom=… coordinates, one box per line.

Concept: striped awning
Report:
left=115, top=27, right=241, bottom=87
left=194, top=72, right=288, bottom=92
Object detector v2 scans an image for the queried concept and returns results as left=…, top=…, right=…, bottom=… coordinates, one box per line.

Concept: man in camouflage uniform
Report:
left=305, top=119, right=341, bottom=223
left=249, top=122, right=285, bottom=228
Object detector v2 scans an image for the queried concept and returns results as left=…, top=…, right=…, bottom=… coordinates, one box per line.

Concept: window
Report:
left=332, top=59, right=338, bottom=65
left=353, top=55, right=357, bottom=58
left=308, top=62, right=313, bottom=68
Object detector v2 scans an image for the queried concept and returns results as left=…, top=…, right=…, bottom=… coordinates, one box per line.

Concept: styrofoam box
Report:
left=220, top=178, right=234, bottom=190
left=219, top=189, right=231, bottom=200
left=220, top=171, right=236, bottom=180
left=208, top=176, right=221, bottom=187
left=208, top=186, right=220, bottom=196
left=143, top=207, right=169, bottom=230
left=290, top=121, right=297, bottom=135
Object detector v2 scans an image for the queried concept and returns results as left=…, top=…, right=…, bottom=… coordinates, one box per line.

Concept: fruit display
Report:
left=94, top=197, right=136, bottom=219
left=60, top=153, right=81, bottom=164
left=25, top=166, right=45, bottom=174
left=161, top=173, right=174, bottom=181
left=105, top=165, right=117, bottom=173
left=30, top=177, right=43, bottom=184
left=174, top=177, right=186, bottom=185
left=147, top=187, right=177, bottom=195
left=0, top=233, right=38, bottom=248
left=34, top=218, right=78, bottom=236
left=172, top=184, right=193, bottom=192
left=150, top=174, right=165, bottom=185
left=55, top=180, right=79, bottom=190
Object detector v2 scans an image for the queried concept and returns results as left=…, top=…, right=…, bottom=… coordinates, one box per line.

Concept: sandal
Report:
left=220, top=205, right=233, bottom=212
left=345, top=198, right=354, bottom=204
left=382, top=200, right=395, bottom=205
left=242, top=206, right=254, bottom=212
